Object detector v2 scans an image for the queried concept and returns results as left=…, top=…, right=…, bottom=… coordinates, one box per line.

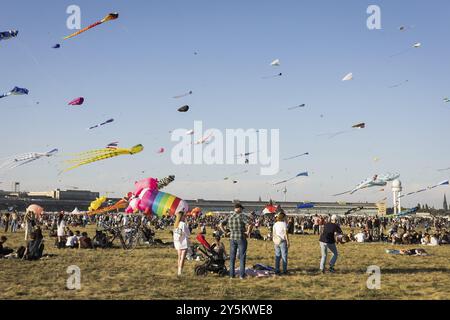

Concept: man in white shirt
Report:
left=354, top=230, right=366, bottom=243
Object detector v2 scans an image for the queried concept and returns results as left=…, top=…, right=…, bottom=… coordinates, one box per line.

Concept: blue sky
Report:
left=0, top=0, right=449, bottom=208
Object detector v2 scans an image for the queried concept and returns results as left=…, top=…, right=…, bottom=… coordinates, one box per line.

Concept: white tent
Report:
left=71, top=207, right=82, bottom=215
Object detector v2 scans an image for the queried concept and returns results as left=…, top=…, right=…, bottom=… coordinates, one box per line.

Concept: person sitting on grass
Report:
left=23, top=231, right=44, bottom=261
left=65, top=230, right=78, bottom=248
left=0, top=236, right=14, bottom=257
left=78, top=232, right=93, bottom=249
left=354, top=229, right=366, bottom=243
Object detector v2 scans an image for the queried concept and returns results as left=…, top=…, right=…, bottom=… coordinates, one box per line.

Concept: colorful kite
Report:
left=68, top=97, right=84, bottom=106
left=126, top=177, right=188, bottom=217
left=157, top=147, right=165, bottom=154
left=0, top=148, right=58, bottom=171
left=273, top=172, right=308, bottom=186
left=88, top=118, right=114, bottom=130
left=0, top=87, right=29, bottom=99
left=0, top=30, right=18, bottom=42
left=173, top=91, right=193, bottom=99
left=63, top=13, right=119, bottom=40
left=62, top=144, right=143, bottom=172
left=88, top=197, right=107, bottom=212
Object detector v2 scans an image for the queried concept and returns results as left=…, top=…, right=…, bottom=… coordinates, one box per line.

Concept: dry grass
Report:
left=0, top=226, right=449, bottom=300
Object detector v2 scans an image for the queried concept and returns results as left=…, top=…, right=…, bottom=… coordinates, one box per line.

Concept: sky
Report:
left=0, top=0, right=449, bottom=208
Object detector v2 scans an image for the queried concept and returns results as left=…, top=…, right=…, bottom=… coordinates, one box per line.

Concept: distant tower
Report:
left=392, top=179, right=402, bottom=214
left=444, top=194, right=448, bottom=211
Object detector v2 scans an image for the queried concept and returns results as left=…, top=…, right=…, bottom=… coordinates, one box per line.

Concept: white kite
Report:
left=0, top=148, right=59, bottom=171
left=270, top=59, right=280, bottom=66
left=342, top=73, right=353, bottom=81
left=333, top=173, right=400, bottom=196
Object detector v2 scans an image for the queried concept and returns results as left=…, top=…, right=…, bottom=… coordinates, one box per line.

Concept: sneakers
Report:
left=329, top=266, right=336, bottom=273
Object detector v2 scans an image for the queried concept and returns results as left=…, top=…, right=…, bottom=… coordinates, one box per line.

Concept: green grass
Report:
left=0, top=225, right=449, bottom=300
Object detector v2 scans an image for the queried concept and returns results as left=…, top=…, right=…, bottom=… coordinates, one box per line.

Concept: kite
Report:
left=0, top=149, right=58, bottom=171
left=352, top=123, right=365, bottom=129
left=270, top=59, right=280, bottom=66
left=342, top=73, right=353, bottom=81
left=344, top=206, right=364, bottom=215
left=0, top=30, right=18, bottom=42
left=178, top=105, right=190, bottom=112
left=89, top=198, right=128, bottom=215
left=297, top=203, right=314, bottom=209
left=186, top=129, right=194, bottom=135
left=389, top=80, right=409, bottom=88
left=386, top=207, right=418, bottom=218
left=235, top=152, right=257, bottom=159
left=288, top=104, right=306, bottom=110
left=157, top=147, right=165, bottom=154
left=88, top=197, right=107, bottom=212
left=125, top=177, right=188, bottom=217
left=443, top=98, right=450, bottom=103
left=173, top=91, right=193, bottom=99
left=399, top=180, right=449, bottom=199
left=318, top=122, right=366, bottom=139
left=0, top=87, right=29, bottom=99
left=157, top=175, right=175, bottom=190
left=333, top=173, right=400, bottom=196
left=62, top=144, right=143, bottom=172
left=88, top=118, right=114, bottom=130
left=283, top=152, right=309, bottom=161
left=52, top=44, right=61, bottom=49
left=373, top=157, right=380, bottom=162
left=232, top=180, right=238, bottom=184
left=437, top=167, right=450, bottom=172
left=68, top=97, right=84, bottom=106
left=63, top=13, right=119, bottom=40
left=273, top=172, right=308, bottom=186
left=224, top=170, right=249, bottom=180
left=194, top=133, right=213, bottom=145
left=106, top=141, right=119, bottom=149
left=262, top=73, right=282, bottom=79
left=390, top=42, right=422, bottom=58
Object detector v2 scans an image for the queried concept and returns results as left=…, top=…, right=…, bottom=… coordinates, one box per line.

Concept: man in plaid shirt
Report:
left=220, top=203, right=253, bottom=279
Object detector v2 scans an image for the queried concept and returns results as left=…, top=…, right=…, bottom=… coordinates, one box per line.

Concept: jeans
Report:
left=229, top=239, right=247, bottom=278
left=274, top=241, right=288, bottom=274
left=320, top=241, right=338, bottom=270
left=11, top=220, right=17, bottom=233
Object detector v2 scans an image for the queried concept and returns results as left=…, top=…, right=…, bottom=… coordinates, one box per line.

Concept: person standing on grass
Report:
left=219, top=203, right=252, bottom=279
left=272, top=211, right=290, bottom=275
left=56, top=212, right=66, bottom=246
left=319, top=214, right=343, bottom=274
left=173, top=211, right=190, bottom=276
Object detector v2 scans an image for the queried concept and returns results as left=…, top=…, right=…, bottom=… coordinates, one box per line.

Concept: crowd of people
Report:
left=1, top=209, right=449, bottom=277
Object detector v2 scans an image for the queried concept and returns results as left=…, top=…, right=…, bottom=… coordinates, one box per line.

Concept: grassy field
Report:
left=0, top=225, right=449, bottom=300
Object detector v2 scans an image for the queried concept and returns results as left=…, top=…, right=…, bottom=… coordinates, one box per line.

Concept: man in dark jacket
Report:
left=319, top=215, right=343, bottom=273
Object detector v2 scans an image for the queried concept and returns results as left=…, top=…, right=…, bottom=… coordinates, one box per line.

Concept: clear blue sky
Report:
left=1, top=0, right=449, bottom=208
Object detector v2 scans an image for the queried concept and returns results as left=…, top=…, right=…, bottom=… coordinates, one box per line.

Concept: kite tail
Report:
left=63, top=21, right=103, bottom=40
